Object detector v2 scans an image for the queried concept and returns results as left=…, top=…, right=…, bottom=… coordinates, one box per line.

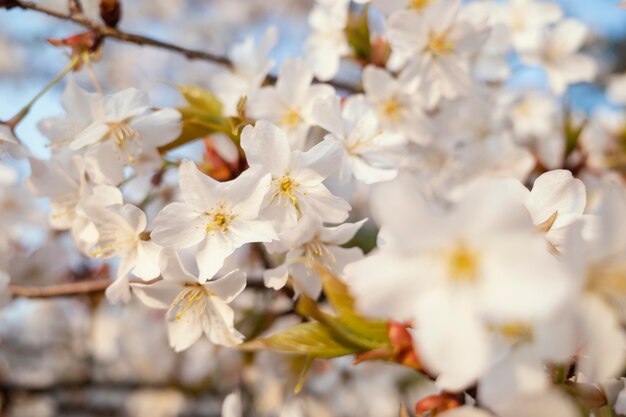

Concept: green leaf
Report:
left=345, top=6, right=372, bottom=61
left=243, top=321, right=358, bottom=359
left=297, top=293, right=389, bottom=351
left=159, top=85, right=234, bottom=153
left=178, top=85, right=223, bottom=116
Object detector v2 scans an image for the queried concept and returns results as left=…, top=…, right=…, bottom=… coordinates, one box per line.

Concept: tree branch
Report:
left=0, top=0, right=360, bottom=93
left=9, top=279, right=113, bottom=298
left=9, top=277, right=270, bottom=298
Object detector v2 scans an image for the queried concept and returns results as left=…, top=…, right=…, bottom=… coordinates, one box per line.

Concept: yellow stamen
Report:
left=171, top=285, right=208, bottom=321
left=279, top=108, right=303, bottom=129
left=382, top=98, right=402, bottom=122
left=303, top=239, right=336, bottom=274
left=270, top=175, right=301, bottom=210
left=447, top=243, right=480, bottom=283
left=488, top=322, right=534, bottom=344
left=204, top=205, right=234, bottom=235
left=426, top=31, right=454, bottom=56
left=410, top=0, right=436, bottom=11
left=108, top=121, right=139, bottom=163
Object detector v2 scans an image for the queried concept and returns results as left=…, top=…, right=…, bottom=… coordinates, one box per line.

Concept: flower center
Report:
left=270, top=175, right=301, bottom=209
left=447, top=244, right=480, bottom=283
left=90, top=226, right=135, bottom=259
left=170, top=285, right=208, bottom=321
left=303, top=239, right=336, bottom=272
left=410, top=0, right=435, bottom=11
left=488, top=321, right=534, bottom=344
left=426, top=31, right=454, bottom=56
left=279, top=108, right=303, bottom=129
left=108, top=121, right=140, bottom=163
left=205, top=205, right=234, bottom=235
left=382, top=98, right=403, bottom=122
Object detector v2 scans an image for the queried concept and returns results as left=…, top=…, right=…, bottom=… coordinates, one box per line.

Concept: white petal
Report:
left=151, top=202, right=206, bottom=248
left=297, top=137, right=343, bottom=177
left=166, top=313, right=203, bottom=352
left=577, top=295, right=626, bottom=382
left=363, top=65, right=397, bottom=101
left=221, top=392, right=242, bottom=417
left=71, top=121, right=110, bottom=149
left=130, top=108, right=182, bottom=148
left=204, top=269, right=246, bottom=302
left=131, top=241, right=162, bottom=280
left=527, top=169, right=586, bottom=226
left=240, top=121, right=291, bottom=176
left=178, top=159, right=219, bottom=212
left=415, top=289, right=489, bottom=391
left=105, top=276, right=131, bottom=304
left=84, top=142, right=125, bottom=185
left=131, top=279, right=180, bottom=309
left=276, top=58, right=313, bottom=106
left=319, top=218, right=367, bottom=245
left=159, top=248, right=197, bottom=283
left=204, top=296, right=244, bottom=346
left=226, top=168, right=271, bottom=218
left=496, top=390, right=578, bottom=417
left=102, top=88, right=150, bottom=122
left=196, top=233, right=235, bottom=282
left=263, top=263, right=289, bottom=290
left=312, top=95, right=344, bottom=137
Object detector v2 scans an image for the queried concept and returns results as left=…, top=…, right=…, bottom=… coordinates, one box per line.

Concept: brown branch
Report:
left=0, top=0, right=360, bottom=93
left=9, top=277, right=270, bottom=298
left=9, top=279, right=113, bottom=298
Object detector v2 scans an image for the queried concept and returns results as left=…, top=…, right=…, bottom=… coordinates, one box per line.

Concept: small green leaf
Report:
left=244, top=322, right=358, bottom=359
left=178, top=85, right=223, bottom=116
left=345, top=6, right=372, bottom=61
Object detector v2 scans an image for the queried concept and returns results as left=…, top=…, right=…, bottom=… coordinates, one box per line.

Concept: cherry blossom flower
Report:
left=210, top=27, right=278, bottom=117
left=359, top=65, right=431, bottom=145
left=132, top=249, right=246, bottom=351
left=313, top=95, right=405, bottom=184
left=84, top=203, right=162, bottom=304
left=69, top=87, right=181, bottom=182
left=386, top=0, right=490, bottom=107
left=346, top=178, right=571, bottom=390
left=240, top=121, right=351, bottom=230
left=519, top=19, right=596, bottom=95
left=151, top=159, right=276, bottom=281
left=264, top=216, right=366, bottom=298
left=305, top=0, right=350, bottom=82
left=247, top=58, right=334, bottom=150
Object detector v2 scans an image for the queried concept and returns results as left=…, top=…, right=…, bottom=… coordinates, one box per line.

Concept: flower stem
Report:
left=8, top=54, right=80, bottom=128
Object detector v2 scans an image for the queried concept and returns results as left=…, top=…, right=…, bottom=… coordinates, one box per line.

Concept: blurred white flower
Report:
left=387, top=0, right=489, bottom=107
left=247, top=58, right=335, bottom=150
left=211, top=26, right=278, bottom=116
left=519, top=19, right=597, bottom=95
left=313, top=95, right=405, bottom=184
left=264, top=216, right=365, bottom=298
left=305, top=0, right=350, bottom=82
left=346, top=178, right=571, bottom=390
left=84, top=203, right=162, bottom=304
left=69, top=87, right=181, bottom=183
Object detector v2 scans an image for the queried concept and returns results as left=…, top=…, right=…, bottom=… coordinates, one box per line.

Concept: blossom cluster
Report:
left=3, top=0, right=626, bottom=415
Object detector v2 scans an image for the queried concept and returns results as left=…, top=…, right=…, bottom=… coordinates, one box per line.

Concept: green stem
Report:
left=8, top=55, right=80, bottom=128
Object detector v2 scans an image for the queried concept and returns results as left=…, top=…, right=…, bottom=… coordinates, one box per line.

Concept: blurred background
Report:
left=0, top=0, right=625, bottom=416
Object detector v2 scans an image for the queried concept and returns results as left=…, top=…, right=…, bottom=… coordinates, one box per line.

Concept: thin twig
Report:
left=0, top=0, right=360, bottom=93
left=9, top=279, right=113, bottom=298
left=9, top=276, right=270, bottom=298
